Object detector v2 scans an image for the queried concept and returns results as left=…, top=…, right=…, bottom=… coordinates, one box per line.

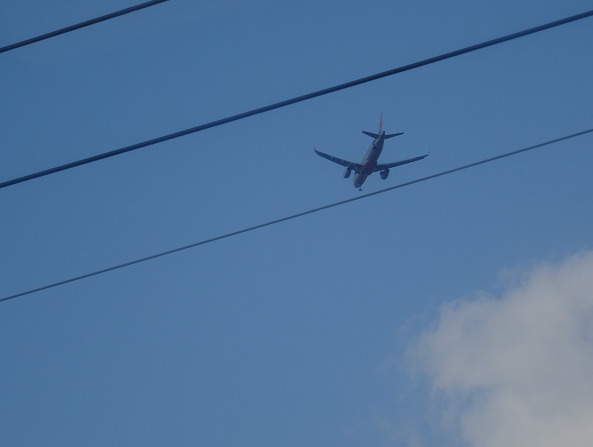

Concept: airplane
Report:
left=314, top=115, right=428, bottom=190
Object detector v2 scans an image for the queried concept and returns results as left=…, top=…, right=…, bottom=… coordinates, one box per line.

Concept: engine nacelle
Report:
left=380, top=168, right=390, bottom=180
left=343, top=167, right=352, bottom=178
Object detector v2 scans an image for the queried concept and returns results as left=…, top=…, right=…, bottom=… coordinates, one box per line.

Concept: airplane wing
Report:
left=374, top=154, right=428, bottom=171
left=314, top=148, right=362, bottom=172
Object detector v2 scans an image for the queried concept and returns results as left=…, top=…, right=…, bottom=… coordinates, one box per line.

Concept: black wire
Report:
left=0, top=0, right=170, bottom=54
left=2, top=9, right=592, bottom=190
left=2, top=127, right=591, bottom=304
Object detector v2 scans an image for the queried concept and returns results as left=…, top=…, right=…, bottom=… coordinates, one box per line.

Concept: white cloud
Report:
left=409, top=251, right=593, bottom=447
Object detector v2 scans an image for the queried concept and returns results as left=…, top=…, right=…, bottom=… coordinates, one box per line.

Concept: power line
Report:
left=0, top=0, right=170, bottom=54
left=1, top=9, right=592, bottom=191
left=2, top=127, right=591, bottom=304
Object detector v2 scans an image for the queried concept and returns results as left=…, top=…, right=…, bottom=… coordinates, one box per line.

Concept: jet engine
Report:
left=380, top=168, right=390, bottom=180
left=343, top=167, right=352, bottom=178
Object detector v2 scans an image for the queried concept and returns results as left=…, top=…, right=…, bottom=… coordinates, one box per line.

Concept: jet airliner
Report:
left=314, top=115, right=428, bottom=190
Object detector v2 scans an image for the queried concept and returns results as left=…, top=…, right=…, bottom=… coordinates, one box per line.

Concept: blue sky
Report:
left=1, top=1, right=593, bottom=446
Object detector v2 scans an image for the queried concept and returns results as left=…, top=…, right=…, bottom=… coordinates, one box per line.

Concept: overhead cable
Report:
left=1, top=9, right=592, bottom=190
left=0, top=0, right=170, bottom=54
left=2, top=127, right=591, bottom=304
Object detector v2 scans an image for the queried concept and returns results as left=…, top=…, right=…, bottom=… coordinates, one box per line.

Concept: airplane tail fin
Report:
left=362, top=114, right=403, bottom=139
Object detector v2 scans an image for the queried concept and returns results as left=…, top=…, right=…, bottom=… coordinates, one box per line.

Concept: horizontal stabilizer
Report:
left=362, top=131, right=380, bottom=139
left=363, top=131, right=404, bottom=139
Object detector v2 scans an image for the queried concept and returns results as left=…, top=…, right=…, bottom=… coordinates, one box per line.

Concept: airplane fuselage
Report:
left=353, top=132, right=386, bottom=189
